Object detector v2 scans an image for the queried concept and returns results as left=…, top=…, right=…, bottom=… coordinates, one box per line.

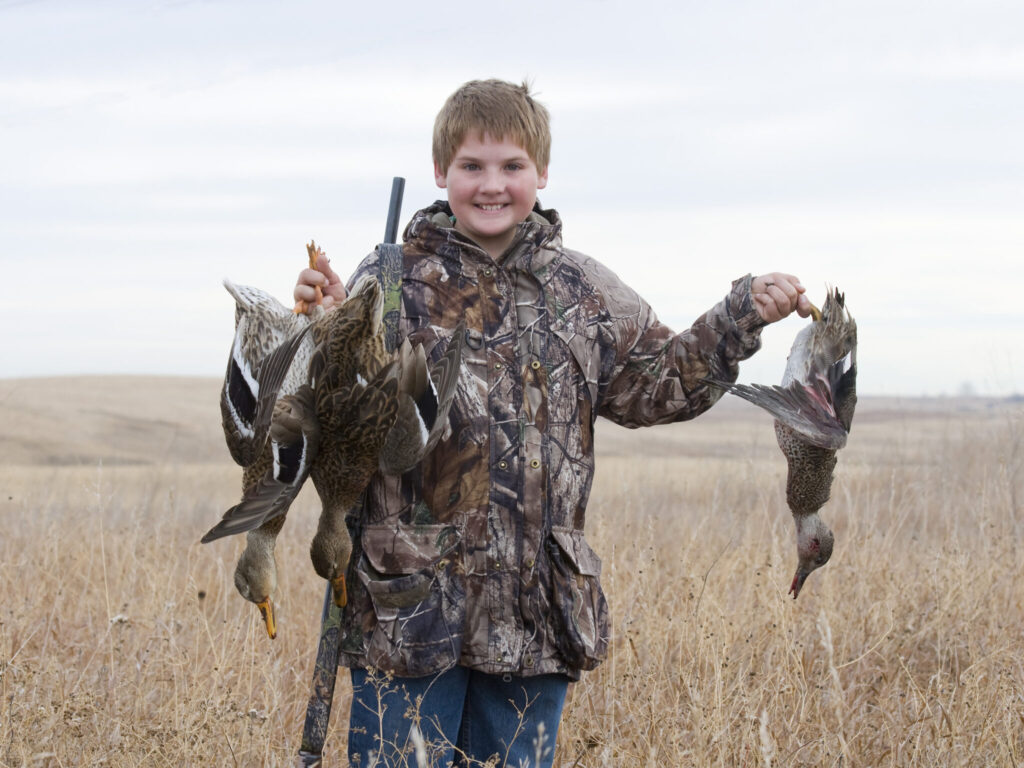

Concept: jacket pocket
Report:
left=357, top=523, right=464, bottom=676
left=547, top=527, right=610, bottom=670
left=552, top=327, right=600, bottom=410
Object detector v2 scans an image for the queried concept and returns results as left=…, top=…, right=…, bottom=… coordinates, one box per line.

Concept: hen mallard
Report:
left=216, top=271, right=322, bottom=638
left=203, top=273, right=465, bottom=635
left=708, top=288, right=857, bottom=598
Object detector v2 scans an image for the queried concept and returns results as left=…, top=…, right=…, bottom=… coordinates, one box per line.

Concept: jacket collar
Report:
left=404, top=200, right=562, bottom=265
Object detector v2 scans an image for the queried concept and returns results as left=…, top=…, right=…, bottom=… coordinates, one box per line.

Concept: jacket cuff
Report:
left=729, top=274, right=768, bottom=334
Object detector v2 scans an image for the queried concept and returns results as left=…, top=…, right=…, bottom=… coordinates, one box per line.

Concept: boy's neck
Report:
left=444, top=205, right=550, bottom=261
left=454, top=221, right=519, bottom=261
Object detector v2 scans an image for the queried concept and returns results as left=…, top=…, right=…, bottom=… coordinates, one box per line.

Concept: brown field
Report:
left=1, top=376, right=1023, bottom=766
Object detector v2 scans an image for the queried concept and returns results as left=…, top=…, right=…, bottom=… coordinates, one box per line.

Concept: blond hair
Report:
left=432, top=79, right=551, bottom=173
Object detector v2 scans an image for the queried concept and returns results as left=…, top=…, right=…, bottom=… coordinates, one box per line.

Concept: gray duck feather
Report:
left=219, top=279, right=318, bottom=467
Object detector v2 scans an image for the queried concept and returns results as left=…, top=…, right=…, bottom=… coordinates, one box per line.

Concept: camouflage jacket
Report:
left=337, top=201, right=767, bottom=679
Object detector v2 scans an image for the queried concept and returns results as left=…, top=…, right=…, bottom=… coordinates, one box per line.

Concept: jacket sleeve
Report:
left=597, top=272, right=767, bottom=428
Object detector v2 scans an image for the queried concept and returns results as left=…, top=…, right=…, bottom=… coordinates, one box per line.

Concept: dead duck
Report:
left=214, top=242, right=340, bottom=638
left=203, top=273, right=465, bottom=628
left=216, top=264, right=324, bottom=638
left=708, top=288, right=857, bottom=598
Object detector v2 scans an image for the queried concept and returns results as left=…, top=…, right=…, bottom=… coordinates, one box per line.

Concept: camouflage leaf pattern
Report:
left=336, top=201, right=767, bottom=679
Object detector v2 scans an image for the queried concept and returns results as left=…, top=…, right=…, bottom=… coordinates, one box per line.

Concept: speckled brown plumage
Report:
left=775, top=427, right=839, bottom=515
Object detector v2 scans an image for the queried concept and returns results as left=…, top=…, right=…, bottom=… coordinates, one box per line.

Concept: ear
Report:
left=434, top=161, right=448, bottom=189
left=537, top=166, right=548, bottom=190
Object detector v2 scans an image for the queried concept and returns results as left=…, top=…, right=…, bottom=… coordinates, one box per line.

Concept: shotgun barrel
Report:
left=383, top=177, right=405, bottom=245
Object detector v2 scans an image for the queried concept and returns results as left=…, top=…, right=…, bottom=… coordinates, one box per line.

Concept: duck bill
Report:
left=789, top=570, right=809, bottom=599
left=330, top=574, right=348, bottom=608
left=256, top=598, right=277, bottom=639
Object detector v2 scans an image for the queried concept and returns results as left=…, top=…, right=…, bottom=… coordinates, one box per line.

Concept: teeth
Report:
left=477, top=204, right=506, bottom=211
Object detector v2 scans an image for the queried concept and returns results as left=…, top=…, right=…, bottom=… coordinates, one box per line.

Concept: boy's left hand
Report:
left=294, top=253, right=347, bottom=312
left=751, top=273, right=813, bottom=323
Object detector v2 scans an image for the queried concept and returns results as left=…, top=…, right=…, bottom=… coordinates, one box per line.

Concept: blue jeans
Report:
left=347, top=666, right=569, bottom=767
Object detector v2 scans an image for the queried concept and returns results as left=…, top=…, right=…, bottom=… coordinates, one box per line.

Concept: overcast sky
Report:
left=2, top=0, right=1022, bottom=396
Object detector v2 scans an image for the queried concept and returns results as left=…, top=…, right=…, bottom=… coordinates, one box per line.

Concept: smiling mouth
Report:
left=476, top=204, right=508, bottom=211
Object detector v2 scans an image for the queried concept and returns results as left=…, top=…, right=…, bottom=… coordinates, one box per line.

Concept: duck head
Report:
left=790, top=512, right=834, bottom=599
left=233, top=531, right=279, bottom=639
left=309, top=513, right=353, bottom=608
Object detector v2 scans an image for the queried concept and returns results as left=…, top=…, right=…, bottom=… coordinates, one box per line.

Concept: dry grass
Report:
left=2, top=378, right=1023, bottom=766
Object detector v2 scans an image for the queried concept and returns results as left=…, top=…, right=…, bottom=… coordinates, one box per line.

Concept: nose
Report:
left=480, top=167, right=504, bottom=194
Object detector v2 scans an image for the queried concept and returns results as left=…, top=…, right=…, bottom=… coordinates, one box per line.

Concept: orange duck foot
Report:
left=294, top=240, right=325, bottom=314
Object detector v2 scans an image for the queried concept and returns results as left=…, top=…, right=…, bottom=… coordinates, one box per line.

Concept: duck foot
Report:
left=294, top=241, right=325, bottom=314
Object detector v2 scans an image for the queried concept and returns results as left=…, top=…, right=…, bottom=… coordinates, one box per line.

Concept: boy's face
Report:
left=434, top=132, right=548, bottom=259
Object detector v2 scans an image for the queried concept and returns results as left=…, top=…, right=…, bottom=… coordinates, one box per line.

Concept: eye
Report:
left=462, top=163, right=480, bottom=171
left=505, top=162, right=523, bottom=171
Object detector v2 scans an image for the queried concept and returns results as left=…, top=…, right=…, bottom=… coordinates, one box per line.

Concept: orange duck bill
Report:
left=330, top=574, right=347, bottom=608
left=256, top=597, right=277, bottom=639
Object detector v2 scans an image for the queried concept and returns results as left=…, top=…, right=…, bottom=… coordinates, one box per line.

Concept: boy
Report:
left=293, top=79, right=810, bottom=767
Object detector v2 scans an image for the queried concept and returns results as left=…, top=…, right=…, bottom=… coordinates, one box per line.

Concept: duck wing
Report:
left=220, top=280, right=316, bottom=466
left=202, top=384, right=320, bottom=543
left=314, top=366, right=401, bottom=499
left=705, top=289, right=856, bottom=452
left=378, top=320, right=465, bottom=475
left=706, top=370, right=848, bottom=451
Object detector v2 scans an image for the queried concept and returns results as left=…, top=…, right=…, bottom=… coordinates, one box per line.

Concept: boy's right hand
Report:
left=294, top=254, right=347, bottom=312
